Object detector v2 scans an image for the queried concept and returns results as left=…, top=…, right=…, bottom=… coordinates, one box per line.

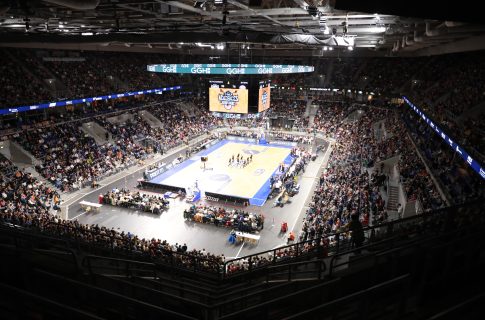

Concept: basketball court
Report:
left=148, top=139, right=295, bottom=206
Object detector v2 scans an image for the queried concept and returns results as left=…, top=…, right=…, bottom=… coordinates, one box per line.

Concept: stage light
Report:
left=307, top=5, right=319, bottom=17
left=328, top=47, right=334, bottom=51
left=347, top=46, right=353, bottom=51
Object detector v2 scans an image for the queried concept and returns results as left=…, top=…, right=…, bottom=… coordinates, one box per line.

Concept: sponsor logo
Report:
left=257, top=67, right=273, bottom=74
left=226, top=68, right=245, bottom=75
left=261, top=90, right=268, bottom=107
left=206, top=195, right=220, bottom=202
left=162, top=66, right=177, bottom=73
left=191, top=67, right=211, bottom=74
left=218, top=90, right=239, bottom=110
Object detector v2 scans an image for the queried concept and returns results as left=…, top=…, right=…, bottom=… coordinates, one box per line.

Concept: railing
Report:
left=221, top=199, right=483, bottom=280
left=265, top=258, right=327, bottom=282
left=1, top=199, right=483, bottom=282
left=282, top=274, right=411, bottom=320
left=426, top=292, right=485, bottom=320
left=0, top=282, right=105, bottom=320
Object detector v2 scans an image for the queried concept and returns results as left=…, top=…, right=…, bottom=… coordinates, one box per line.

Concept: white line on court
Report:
left=69, top=211, right=87, bottom=221
left=235, top=243, right=245, bottom=258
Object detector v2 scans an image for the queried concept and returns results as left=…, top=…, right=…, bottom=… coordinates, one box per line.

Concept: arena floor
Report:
left=148, top=140, right=295, bottom=206
left=71, top=137, right=331, bottom=259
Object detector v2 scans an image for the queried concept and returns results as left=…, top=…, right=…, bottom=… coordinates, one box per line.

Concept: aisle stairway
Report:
left=387, top=185, right=399, bottom=211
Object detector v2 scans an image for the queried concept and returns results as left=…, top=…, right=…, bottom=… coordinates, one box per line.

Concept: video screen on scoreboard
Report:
left=209, top=81, right=248, bottom=114
left=258, top=80, right=271, bottom=112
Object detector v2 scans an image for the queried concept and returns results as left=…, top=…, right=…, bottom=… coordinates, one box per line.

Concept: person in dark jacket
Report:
left=348, top=214, right=365, bottom=254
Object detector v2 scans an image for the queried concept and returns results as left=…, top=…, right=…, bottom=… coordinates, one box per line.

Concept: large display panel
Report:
left=258, top=80, right=271, bottom=112
left=209, top=82, right=248, bottom=114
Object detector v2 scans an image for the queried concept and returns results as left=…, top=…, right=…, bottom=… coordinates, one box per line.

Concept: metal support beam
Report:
left=227, top=0, right=285, bottom=26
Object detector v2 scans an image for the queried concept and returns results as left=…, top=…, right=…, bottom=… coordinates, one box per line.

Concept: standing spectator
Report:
left=397, top=203, right=403, bottom=220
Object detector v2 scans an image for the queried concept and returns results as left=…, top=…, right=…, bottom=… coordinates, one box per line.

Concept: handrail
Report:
left=218, top=278, right=341, bottom=320
left=91, top=273, right=209, bottom=309
left=265, top=258, right=327, bottom=282
left=426, top=292, right=485, bottom=320
left=211, top=282, right=294, bottom=309
left=1, top=198, right=482, bottom=282
left=281, top=274, right=411, bottom=320
left=0, top=282, right=106, bottom=320
left=222, top=199, right=483, bottom=278
left=33, top=268, right=199, bottom=320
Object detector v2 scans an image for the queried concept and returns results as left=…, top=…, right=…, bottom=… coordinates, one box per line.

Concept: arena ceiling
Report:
left=0, top=0, right=484, bottom=55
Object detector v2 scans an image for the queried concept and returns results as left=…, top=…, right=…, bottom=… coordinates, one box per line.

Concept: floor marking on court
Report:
left=69, top=211, right=87, bottom=221
left=235, top=243, right=245, bottom=258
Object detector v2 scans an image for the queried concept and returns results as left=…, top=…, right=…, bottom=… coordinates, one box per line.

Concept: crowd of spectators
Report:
left=268, top=99, right=309, bottom=129
left=406, top=51, right=485, bottom=165
left=5, top=97, right=220, bottom=192
left=184, top=205, right=264, bottom=232
left=1, top=48, right=483, bottom=276
left=101, top=189, right=169, bottom=214
left=14, top=122, right=150, bottom=192
left=402, top=108, right=484, bottom=205
left=300, top=103, right=445, bottom=245
left=0, top=49, right=52, bottom=107
left=1, top=48, right=188, bottom=108
left=0, top=154, right=61, bottom=223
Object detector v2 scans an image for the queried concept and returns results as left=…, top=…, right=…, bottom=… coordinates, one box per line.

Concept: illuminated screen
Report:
left=209, top=86, right=248, bottom=114
left=258, top=82, right=271, bottom=112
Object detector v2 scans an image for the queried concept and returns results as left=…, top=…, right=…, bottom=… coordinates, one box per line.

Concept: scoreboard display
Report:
left=209, top=81, right=248, bottom=114
left=258, top=80, right=271, bottom=112
left=207, top=79, right=270, bottom=114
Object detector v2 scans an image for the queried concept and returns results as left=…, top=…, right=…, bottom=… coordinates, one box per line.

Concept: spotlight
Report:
left=307, top=6, right=319, bottom=17
left=193, top=1, right=206, bottom=9
left=347, top=46, right=353, bottom=51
